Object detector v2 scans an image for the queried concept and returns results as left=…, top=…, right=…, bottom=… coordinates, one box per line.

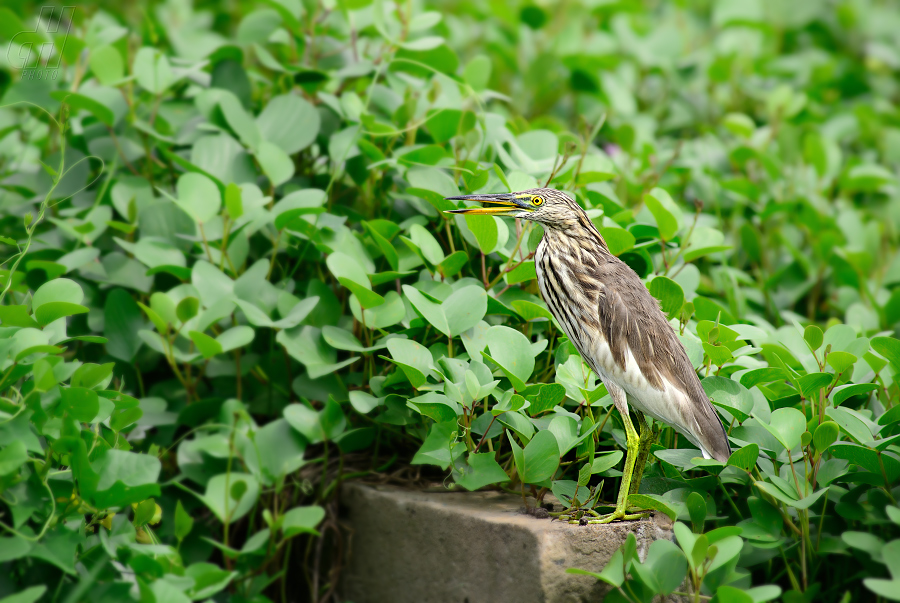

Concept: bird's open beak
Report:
left=443, top=193, right=532, bottom=216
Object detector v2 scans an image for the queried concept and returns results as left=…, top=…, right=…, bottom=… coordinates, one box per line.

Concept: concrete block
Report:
left=338, top=482, right=675, bottom=603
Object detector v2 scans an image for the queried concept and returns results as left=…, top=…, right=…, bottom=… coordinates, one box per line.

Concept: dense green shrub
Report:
left=1, top=1, right=900, bottom=602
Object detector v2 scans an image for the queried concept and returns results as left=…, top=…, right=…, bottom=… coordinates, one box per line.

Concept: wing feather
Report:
left=596, top=265, right=731, bottom=462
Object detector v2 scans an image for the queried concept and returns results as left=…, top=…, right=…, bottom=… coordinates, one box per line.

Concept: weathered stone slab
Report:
left=338, top=482, right=675, bottom=603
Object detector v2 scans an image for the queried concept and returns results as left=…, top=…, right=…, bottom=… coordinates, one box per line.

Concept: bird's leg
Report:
left=629, top=412, right=660, bottom=496
left=589, top=386, right=649, bottom=524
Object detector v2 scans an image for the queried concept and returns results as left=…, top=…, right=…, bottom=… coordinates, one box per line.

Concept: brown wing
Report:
left=596, top=263, right=731, bottom=462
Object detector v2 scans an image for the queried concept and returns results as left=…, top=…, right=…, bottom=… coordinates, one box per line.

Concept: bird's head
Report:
left=444, top=188, right=586, bottom=230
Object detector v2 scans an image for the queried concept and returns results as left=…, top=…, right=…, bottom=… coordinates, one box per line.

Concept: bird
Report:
left=445, top=188, right=730, bottom=523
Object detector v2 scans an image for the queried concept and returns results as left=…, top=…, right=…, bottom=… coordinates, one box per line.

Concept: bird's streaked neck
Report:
left=538, top=211, right=612, bottom=257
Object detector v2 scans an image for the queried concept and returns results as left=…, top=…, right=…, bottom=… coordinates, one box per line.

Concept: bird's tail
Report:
left=694, top=397, right=731, bottom=463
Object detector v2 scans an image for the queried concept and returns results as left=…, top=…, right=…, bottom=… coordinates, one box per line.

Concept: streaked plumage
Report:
left=446, top=187, right=730, bottom=522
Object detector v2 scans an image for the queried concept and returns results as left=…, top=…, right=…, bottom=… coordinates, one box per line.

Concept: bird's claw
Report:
left=551, top=501, right=651, bottom=525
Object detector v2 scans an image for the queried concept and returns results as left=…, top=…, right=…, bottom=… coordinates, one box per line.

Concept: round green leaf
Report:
left=257, top=140, right=295, bottom=187
left=644, top=187, right=682, bottom=240
left=175, top=172, right=221, bottom=223
left=804, top=324, right=824, bottom=350
left=32, top=278, right=88, bottom=326
left=813, top=421, right=840, bottom=453
left=257, top=94, right=320, bottom=154
left=763, top=408, right=807, bottom=451
left=648, top=276, right=684, bottom=318
left=484, top=326, right=535, bottom=390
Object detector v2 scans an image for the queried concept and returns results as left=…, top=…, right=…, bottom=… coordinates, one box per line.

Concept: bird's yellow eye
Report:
left=532, top=196, right=543, bottom=206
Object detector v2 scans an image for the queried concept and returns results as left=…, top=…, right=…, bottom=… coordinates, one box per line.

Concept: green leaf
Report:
left=437, top=250, right=468, bottom=278
left=813, top=421, right=840, bottom=453
left=364, top=221, right=399, bottom=271
left=443, top=286, right=487, bottom=336
left=453, top=453, right=509, bottom=491
left=60, top=387, right=100, bottom=422
left=257, top=140, right=295, bottom=186
left=32, top=278, right=89, bottom=326
left=798, top=372, right=832, bottom=399
left=600, top=227, right=635, bottom=256
left=190, top=331, right=223, bottom=359
left=176, top=296, right=200, bottom=323
left=0, top=305, right=39, bottom=328
left=339, top=277, right=385, bottom=308
left=174, top=500, right=194, bottom=541
left=385, top=338, right=435, bottom=389
left=322, top=326, right=385, bottom=353
left=726, top=443, right=759, bottom=471
left=526, top=383, right=566, bottom=416
left=577, top=462, right=591, bottom=487
left=412, top=421, right=462, bottom=469
left=424, top=109, right=464, bottom=143
left=110, top=407, right=142, bottom=432
left=628, top=494, right=677, bottom=520
left=505, top=261, right=537, bottom=285
left=173, top=172, right=221, bottom=223
left=633, top=539, right=688, bottom=595
left=567, top=550, right=624, bottom=587
left=257, top=94, right=320, bottom=154
left=281, top=505, right=325, bottom=537
left=0, top=440, right=27, bottom=476
left=463, top=54, right=491, bottom=90
left=648, top=276, right=684, bottom=318
left=464, top=214, right=499, bottom=254
left=483, top=325, right=536, bottom=391
left=644, top=187, right=682, bottom=240
left=403, top=285, right=450, bottom=336
left=591, top=450, right=624, bottom=474
left=754, top=482, right=827, bottom=510
left=217, top=326, right=255, bottom=352
left=722, top=112, right=755, bottom=138
left=133, top=47, right=175, bottom=94
left=826, top=351, right=857, bottom=374
left=104, top=289, right=144, bottom=361
left=716, top=585, right=755, bottom=603
left=284, top=399, right=346, bottom=443
left=872, top=336, right=900, bottom=371
left=255, top=418, right=307, bottom=482
left=759, top=407, right=806, bottom=451
left=508, top=429, right=559, bottom=484
left=864, top=578, right=900, bottom=602
left=89, top=449, right=162, bottom=508
left=197, top=473, right=260, bottom=523
left=804, top=325, right=824, bottom=350
left=830, top=442, right=900, bottom=482
left=397, top=145, right=446, bottom=165
left=90, top=46, right=124, bottom=85
left=0, top=586, right=47, bottom=603
left=50, top=91, right=115, bottom=127
left=328, top=252, right=373, bottom=291
left=832, top=383, right=878, bottom=406
left=703, top=376, right=754, bottom=422
left=686, top=491, right=707, bottom=532
left=408, top=392, right=459, bottom=423
left=219, top=92, right=261, bottom=150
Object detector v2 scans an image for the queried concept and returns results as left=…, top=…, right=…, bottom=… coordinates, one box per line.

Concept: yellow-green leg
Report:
left=589, top=385, right=650, bottom=524
left=629, top=412, right=660, bottom=496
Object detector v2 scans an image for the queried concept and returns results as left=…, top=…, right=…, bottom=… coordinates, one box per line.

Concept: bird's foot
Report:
left=584, top=508, right=650, bottom=524
left=551, top=507, right=649, bottom=524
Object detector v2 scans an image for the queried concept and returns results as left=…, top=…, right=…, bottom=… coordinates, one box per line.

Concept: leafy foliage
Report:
left=1, top=1, right=900, bottom=602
